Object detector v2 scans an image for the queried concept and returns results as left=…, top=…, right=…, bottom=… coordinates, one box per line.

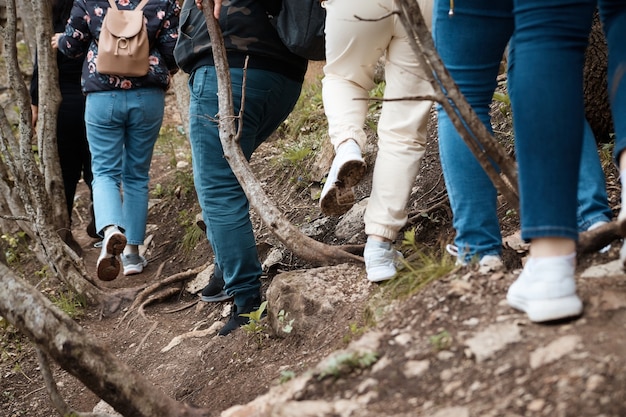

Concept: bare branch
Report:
left=35, top=347, right=72, bottom=416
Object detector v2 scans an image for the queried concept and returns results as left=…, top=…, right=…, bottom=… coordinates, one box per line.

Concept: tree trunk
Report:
left=172, top=71, right=190, bottom=137
left=584, top=11, right=612, bottom=143
left=0, top=0, right=111, bottom=305
left=0, top=263, right=210, bottom=417
left=30, top=0, right=71, bottom=242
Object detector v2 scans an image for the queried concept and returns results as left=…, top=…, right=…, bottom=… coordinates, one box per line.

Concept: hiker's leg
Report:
left=121, top=87, right=165, bottom=246
left=432, top=0, right=514, bottom=262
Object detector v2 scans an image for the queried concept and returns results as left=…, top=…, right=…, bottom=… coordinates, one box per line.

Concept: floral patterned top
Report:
left=57, top=0, right=180, bottom=94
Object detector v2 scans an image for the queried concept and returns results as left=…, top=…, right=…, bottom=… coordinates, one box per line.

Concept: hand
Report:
left=195, top=0, right=222, bottom=19
left=51, top=33, right=62, bottom=49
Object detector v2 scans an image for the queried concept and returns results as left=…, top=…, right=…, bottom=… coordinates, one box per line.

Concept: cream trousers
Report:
left=322, top=0, right=434, bottom=240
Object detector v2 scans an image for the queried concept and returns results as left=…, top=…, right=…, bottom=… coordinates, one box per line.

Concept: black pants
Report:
left=57, top=88, right=92, bottom=223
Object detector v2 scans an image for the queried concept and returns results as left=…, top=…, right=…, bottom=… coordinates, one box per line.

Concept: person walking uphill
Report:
left=431, top=0, right=626, bottom=323
left=174, top=0, right=307, bottom=335
left=320, top=0, right=434, bottom=282
left=53, top=0, right=181, bottom=280
left=433, top=0, right=614, bottom=270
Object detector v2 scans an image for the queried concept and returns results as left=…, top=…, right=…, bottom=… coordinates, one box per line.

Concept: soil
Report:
left=2, top=64, right=626, bottom=417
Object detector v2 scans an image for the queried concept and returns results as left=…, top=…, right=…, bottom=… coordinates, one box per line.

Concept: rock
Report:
left=403, top=360, right=430, bottom=378
left=265, top=264, right=370, bottom=338
left=464, top=323, right=522, bottom=363
left=92, top=400, right=123, bottom=416
left=334, top=198, right=368, bottom=243
left=186, top=263, right=215, bottom=294
left=586, top=374, right=606, bottom=392
left=581, top=260, right=623, bottom=278
left=529, top=335, right=582, bottom=369
left=428, top=406, right=470, bottom=417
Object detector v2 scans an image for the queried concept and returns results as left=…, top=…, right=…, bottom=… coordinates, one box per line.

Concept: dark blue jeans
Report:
left=433, top=0, right=617, bottom=259
left=188, top=66, right=302, bottom=306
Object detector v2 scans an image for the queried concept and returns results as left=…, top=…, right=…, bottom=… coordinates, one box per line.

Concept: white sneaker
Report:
left=478, top=255, right=504, bottom=274
left=121, top=253, right=148, bottom=276
left=320, top=140, right=366, bottom=216
left=506, top=256, right=583, bottom=322
left=364, top=242, right=404, bottom=282
left=96, top=228, right=127, bottom=281
left=446, top=244, right=504, bottom=272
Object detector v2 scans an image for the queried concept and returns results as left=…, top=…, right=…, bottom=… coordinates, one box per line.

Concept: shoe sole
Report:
left=97, top=233, right=127, bottom=281
left=506, top=293, right=583, bottom=322
left=98, top=257, right=121, bottom=281
left=367, top=268, right=397, bottom=282
left=200, top=291, right=233, bottom=302
left=320, top=160, right=366, bottom=216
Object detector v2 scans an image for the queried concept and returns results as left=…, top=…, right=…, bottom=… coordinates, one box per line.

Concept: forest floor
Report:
left=1, top=63, right=626, bottom=417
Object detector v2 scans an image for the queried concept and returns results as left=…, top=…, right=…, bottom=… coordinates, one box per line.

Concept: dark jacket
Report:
left=174, top=0, right=307, bottom=83
left=57, top=0, right=180, bottom=94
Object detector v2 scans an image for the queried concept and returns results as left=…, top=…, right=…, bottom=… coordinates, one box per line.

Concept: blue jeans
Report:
left=602, top=4, right=626, bottom=163
left=433, top=0, right=613, bottom=261
left=577, top=122, right=613, bottom=231
left=85, top=88, right=165, bottom=245
left=512, top=0, right=596, bottom=241
left=188, top=66, right=302, bottom=307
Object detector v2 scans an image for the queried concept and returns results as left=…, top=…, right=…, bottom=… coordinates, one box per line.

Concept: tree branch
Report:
left=0, top=263, right=210, bottom=417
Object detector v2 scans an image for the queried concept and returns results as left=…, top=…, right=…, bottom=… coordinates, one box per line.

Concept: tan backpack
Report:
left=97, top=0, right=150, bottom=77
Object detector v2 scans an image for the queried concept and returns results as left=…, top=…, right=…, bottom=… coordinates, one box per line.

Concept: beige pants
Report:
left=322, top=0, right=434, bottom=241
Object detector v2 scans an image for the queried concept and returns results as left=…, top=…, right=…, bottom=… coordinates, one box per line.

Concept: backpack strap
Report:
left=107, top=0, right=150, bottom=11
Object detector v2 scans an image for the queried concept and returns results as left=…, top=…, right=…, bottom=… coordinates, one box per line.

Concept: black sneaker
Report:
left=218, top=295, right=262, bottom=336
left=200, top=273, right=232, bottom=302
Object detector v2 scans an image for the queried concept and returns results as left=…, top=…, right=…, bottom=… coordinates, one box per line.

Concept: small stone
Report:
left=586, top=374, right=605, bottom=392
left=527, top=398, right=545, bottom=412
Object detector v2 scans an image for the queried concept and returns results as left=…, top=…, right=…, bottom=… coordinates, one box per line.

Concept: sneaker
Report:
left=121, top=253, right=148, bottom=276
left=200, top=273, right=232, bottom=302
left=218, top=295, right=263, bottom=336
left=478, top=255, right=504, bottom=273
left=364, top=241, right=404, bottom=282
left=506, top=256, right=583, bottom=322
left=320, top=140, right=366, bottom=216
left=446, top=244, right=504, bottom=272
left=96, top=229, right=127, bottom=281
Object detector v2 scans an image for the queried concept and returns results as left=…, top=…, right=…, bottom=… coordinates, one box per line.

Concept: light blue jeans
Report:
left=188, top=66, right=302, bottom=307
left=85, top=88, right=165, bottom=245
left=433, top=0, right=613, bottom=261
